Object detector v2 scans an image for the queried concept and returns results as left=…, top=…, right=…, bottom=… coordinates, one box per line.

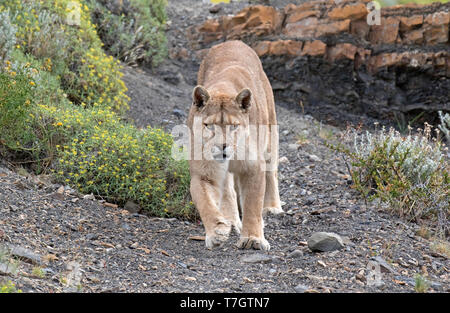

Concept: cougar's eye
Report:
left=229, top=124, right=239, bottom=131
left=204, top=124, right=214, bottom=131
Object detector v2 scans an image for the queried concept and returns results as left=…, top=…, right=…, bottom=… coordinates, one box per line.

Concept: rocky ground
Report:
left=0, top=0, right=449, bottom=293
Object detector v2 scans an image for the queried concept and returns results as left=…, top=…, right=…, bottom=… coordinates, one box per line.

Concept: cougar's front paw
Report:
left=263, top=207, right=284, bottom=216
left=236, top=236, right=270, bottom=251
left=205, top=220, right=231, bottom=249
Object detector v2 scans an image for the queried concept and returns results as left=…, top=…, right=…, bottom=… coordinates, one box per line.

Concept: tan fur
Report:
left=187, top=40, right=282, bottom=251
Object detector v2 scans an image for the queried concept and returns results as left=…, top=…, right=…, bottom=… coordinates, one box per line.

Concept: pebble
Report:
left=287, top=250, right=303, bottom=258
left=209, top=4, right=222, bottom=14
left=287, top=143, right=300, bottom=151
left=172, top=109, right=186, bottom=118
left=241, top=253, right=272, bottom=264
left=307, top=232, right=344, bottom=252
left=83, top=194, right=95, bottom=200
left=124, top=200, right=140, bottom=214
left=304, top=196, right=315, bottom=205
left=86, top=233, right=98, bottom=240
left=279, top=156, right=289, bottom=164
left=294, top=284, right=310, bottom=293
left=7, top=244, right=42, bottom=265
left=308, top=154, right=321, bottom=162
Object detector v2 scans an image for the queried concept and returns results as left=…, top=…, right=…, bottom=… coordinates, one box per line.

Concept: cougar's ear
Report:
left=192, top=85, right=210, bottom=108
left=236, top=88, right=252, bottom=111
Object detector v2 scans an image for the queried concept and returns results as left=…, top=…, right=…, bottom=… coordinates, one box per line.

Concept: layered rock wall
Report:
left=187, top=0, right=449, bottom=123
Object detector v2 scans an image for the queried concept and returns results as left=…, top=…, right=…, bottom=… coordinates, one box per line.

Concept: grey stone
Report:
left=241, top=253, right=272, bottom=264
left=86, top=233, right=98, bottom=240
left=7, top=245, right=42, bottom=265
left=124, top=200, right=140, bottom=214
left=172, top=109, right=186, bottom=118
left=287, top=250, right=303, bottom=258
left=304, top=196, right=315, bottom=205
left=294, top=284, right=310, bottom=293
left=83, top=194, right=95, bottom=200
left=287, top=143, right=300, bottom=151
left=307, top=232, right=344, bottom=252
left=209, top=4, right=222, bottom=14
left=308, top=154, right=321, bottom=162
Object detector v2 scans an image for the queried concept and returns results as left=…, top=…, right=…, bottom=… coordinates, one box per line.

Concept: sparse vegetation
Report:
left=414, top=274, right=430, bottom=293
left=430, top=239, right=450, bottom=258
left=87, top=0, right=168, bottom=67
left=31, top=267, right=45, bottom=278
left=329, top=124, right=449, bottom=234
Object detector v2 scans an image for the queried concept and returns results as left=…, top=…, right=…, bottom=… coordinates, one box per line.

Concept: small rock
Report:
left=7, top=245, right=42, bottom=265
left=287, top=250, right=303, bottom=258
left=86, top=233, right=98, bottom=240
left=287, top=143, right=300, bottom=151
left=209, top=4, right=222, bottom=14
left=241, top=253, right=272, bottom=264
left=129, top=242, right=139, bottom=249
left=124, top=200, right=140, bottom=214
left=279, top=156, right=289, bottom=164
left=281, top=130, right=290, bottom=136
left=83, top=194, right=95, bottom=200
left=355, top=273, right=366, bottom=282
left=172, top=109, right=186, bottom=118
left=308, top=154, right=321, bottom=162
left=8, top=205, right=19, bottom=212
left=294, top=284, right=310, bottom=293
left=307, top=232, right=344, bottom=252
left=317, top=260, right=327, bottom=268
left=304, top=196, right=315, bottom=205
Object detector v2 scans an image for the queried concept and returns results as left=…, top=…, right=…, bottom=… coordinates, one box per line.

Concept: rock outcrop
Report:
left=186, top=0, right=449, bottom=123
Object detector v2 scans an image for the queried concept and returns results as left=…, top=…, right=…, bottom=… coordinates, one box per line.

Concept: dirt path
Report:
left=0, top=0, right=448, bottom=293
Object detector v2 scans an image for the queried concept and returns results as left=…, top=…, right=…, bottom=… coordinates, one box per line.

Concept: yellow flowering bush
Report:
left=0, top=280, right=22, bottom=293
left=1, top=0, right=129, bottom=112
left=0, top=1, right=194, bottom=218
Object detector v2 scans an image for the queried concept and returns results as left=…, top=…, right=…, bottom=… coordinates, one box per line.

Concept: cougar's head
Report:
left=190, top=85, right=252, bottom=162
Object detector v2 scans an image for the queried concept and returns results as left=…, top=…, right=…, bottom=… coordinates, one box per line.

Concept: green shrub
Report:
left=87, top=0, right=168, bottom=67
left=1, top=0, right=130, bottom=112
left=414, top=274, right=430, bottom=293
left=329, top=124, right=449, bottom=234
left=45, top=102, right=193, bottom=218
left=0, top=1, right=193, bottom=219
left=0, top=68, right=35, bottom=153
